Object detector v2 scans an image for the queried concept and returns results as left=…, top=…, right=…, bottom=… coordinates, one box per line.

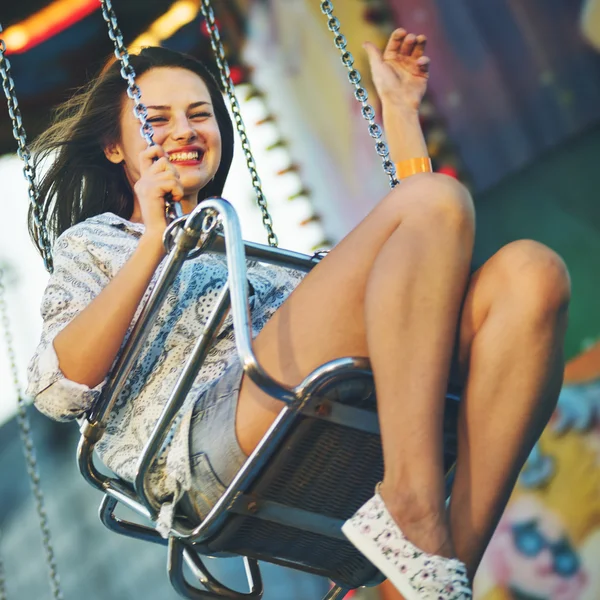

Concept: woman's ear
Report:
left=104, top=143, right=125, bottom=164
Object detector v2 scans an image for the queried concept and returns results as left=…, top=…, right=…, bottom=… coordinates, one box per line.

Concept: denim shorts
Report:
left=181, top=359, right=249, bottom=521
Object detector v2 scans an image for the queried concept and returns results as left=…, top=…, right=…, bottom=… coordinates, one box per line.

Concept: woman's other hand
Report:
left=363, top=28, right=430, bottom=111
left=133, top=144, right=184, bottom=237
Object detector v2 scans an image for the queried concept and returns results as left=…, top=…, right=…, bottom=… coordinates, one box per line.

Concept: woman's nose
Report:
left=172, top=115, right=197, bottom=141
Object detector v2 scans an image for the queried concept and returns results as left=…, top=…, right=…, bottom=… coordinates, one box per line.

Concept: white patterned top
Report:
left=26, top=212, right=305, bottom=534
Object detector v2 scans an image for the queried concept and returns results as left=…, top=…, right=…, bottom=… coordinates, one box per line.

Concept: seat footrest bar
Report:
left=229, top=495, right=346, bottom=540
left=168, top=537, right=263, bottom=599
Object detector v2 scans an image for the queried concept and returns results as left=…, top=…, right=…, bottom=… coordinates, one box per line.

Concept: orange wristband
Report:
left=395, top=157, right=433, bottom=179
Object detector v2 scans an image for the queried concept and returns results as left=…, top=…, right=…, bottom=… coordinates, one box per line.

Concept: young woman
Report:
left=26, top=29, right=570, bottom=600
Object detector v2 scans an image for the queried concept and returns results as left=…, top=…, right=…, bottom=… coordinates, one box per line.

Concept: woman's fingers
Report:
left=413, top=34, right=427, bottom=59
left=149, top=155, right=183, bottom=184
left=149, top=156, right=171, bottom=172
left=384, top=28, right=407, bottom=56
left=363, top=41, right=385, bottom=72
left=400, top=33, right=417, bottom=56
left=156, top=171, right=184, bottom=200
left=417, top=56, right=431, bottom=75
left=139, top=144, right=166, bottom=172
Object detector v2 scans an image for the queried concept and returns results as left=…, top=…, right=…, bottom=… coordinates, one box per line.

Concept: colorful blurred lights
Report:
left=3, top=27, right=29, bottom=53
left=438, top=165, right=459, bottom=179
left=2, top=0, right=99, bottom=55
left=131, top=0, right=200, bottom=51
left=149, top=0, right=199, bottom=40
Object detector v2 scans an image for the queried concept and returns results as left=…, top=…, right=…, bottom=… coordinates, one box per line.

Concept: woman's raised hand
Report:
left=363, top=28, right=430, bottom=111
left=134, top=144, right=184, bottom=236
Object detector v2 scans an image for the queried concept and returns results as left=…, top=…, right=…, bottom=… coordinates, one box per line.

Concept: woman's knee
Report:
left=388, top=173, right=475, bottom=242
left=489, top=240, right=571, bottom=318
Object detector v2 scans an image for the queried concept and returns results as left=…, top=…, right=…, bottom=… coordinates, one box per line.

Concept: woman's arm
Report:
left=381, top=103, right=428, bottom=164
left=364, top=29, right=430, bottom=163
left=53, top=230, right=166, bottom=388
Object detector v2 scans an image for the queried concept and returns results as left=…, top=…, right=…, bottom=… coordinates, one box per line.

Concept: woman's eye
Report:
left=147, top=112, right=212, bottom=123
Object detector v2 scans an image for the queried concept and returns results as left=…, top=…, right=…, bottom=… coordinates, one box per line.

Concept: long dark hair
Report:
left=28, top=47, right=234, bottom=257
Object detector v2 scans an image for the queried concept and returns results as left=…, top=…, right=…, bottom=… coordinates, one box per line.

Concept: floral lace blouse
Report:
left=26, top=212, right=306, bottom=534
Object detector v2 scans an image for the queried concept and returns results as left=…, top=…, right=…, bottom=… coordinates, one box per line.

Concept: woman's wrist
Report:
left=140, top=230, right=167, bottom=260
left=380, top=94, right=421, bottom=116
left=381, top=101, right=428, bottom=165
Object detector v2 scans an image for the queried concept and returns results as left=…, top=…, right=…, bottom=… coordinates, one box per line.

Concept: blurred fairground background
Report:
left=1, top=0, right=600, bottom=598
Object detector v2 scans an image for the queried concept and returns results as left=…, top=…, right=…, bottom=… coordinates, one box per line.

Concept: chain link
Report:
left=99, top=0, right=182, bottom=222
left=199, top=0, right=278, bottom=247
left=0, top=528, right=6, bottom=600
left=0, top=24, right=62, bottom=600
left=0, top=33, right=54, bottom=273
left=319, top=1, right=398, bottom=188
left=0, top=268, right=63, bottom=599
left=100, top=0, right=154, bottom=146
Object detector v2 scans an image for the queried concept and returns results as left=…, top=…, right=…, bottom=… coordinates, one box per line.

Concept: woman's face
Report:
left=107, top=66, right=222, bottom=206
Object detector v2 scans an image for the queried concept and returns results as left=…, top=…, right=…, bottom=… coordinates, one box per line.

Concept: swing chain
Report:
left=0, top=33, right=54, bottom=274
left=99, top=0, right=155, bottom=147
left=0, top=531, right=5, bottom=600
left=319, top=1, right=398, bottom=188
left=199, top=0, right=278, bottom=247
left=0, top=268, right=63, bottom=600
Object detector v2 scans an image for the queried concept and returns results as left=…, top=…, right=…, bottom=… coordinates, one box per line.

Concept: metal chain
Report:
left=199, top=0, right=278, bottom=247
left=99, top=0, right=183, bottom=222
left=99, top=0, right=154, bottom=146
left=319, top=1, right=398, bottom=188
left=0, top=30, right=54, bottom=273
left=0, top=528, right=6, bottom=600
left=0, top=268, right=63, bottom=600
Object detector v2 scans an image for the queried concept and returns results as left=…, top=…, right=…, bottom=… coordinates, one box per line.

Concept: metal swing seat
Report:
left=0, top=1, right=462, bottom=599
left=78, top=197, right=462, bottom=600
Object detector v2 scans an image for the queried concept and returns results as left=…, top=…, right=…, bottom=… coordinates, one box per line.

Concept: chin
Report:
left=182, top=177, right=212, bottom=194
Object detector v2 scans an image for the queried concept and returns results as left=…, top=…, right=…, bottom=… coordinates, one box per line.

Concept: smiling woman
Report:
left=101, top=67, right=224, bottom=223
left=19, top=14, right=574, bottom=600
left=28, top=47, right=234, bottom=248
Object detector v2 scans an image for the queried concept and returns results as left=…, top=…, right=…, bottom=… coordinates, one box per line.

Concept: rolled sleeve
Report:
left=26, top=227, right=111, bottom=421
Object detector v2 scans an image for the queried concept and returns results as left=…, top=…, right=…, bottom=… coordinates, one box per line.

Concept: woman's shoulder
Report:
left=56, top=212, right=144, bottom=247
left=52, top=213, right=145, bottom=277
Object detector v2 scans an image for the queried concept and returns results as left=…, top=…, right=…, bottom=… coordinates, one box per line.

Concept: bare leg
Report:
left=447, top=240, right=571, bottom=579
left=362, top=241, right=570, bottom=600
left=236, top=173, right=475, bottom=561
left=367, top=190, right=473, bottom=558
left=378, top=579, right=407, bottom=600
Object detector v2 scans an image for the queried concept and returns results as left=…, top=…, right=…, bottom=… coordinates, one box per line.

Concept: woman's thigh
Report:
left=235, top=174, right=473, bottom=456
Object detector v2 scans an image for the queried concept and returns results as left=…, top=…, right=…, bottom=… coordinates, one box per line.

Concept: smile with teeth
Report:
left=168, top=150, right=202, bottom=162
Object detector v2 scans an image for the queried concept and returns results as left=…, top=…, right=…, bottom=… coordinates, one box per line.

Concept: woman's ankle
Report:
left=377, top=480, right=455, bottom=557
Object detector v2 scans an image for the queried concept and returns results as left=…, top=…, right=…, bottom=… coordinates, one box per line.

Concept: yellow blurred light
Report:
left=1, top=0, right=98, bottom=53
left=130, top=33, right=161, bottom=53
left=131, top=0, right=199, bottom=49
left=152, top=0, right=199, bottom=39
left=4, top=27, right=29, bottom=52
